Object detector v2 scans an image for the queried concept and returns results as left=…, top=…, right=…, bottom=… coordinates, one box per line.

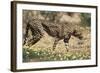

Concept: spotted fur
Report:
left=23, top=19, right=83, bottom=51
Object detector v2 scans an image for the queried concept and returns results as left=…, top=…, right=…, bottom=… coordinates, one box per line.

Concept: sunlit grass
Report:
left=23, top=47, right=91, bottom=62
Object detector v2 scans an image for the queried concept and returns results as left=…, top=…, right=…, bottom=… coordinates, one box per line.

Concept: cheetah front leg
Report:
left=53, top=38, right=59, bottom=50
left=64, top=43, right=69, bottom=52
left=64, top=34, right=71, bottom=52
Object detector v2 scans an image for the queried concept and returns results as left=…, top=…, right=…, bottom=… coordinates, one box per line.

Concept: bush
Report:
left=80, top=13, right=91, bottom=27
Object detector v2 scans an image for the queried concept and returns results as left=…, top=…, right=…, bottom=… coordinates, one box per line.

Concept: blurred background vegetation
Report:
left=23, top=10, right=91, bottom=27
left=80, top=13, right=91, bottom=27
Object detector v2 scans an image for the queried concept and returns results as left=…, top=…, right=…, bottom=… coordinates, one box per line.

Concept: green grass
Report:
left=23, top=47, right=90, bottom=62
